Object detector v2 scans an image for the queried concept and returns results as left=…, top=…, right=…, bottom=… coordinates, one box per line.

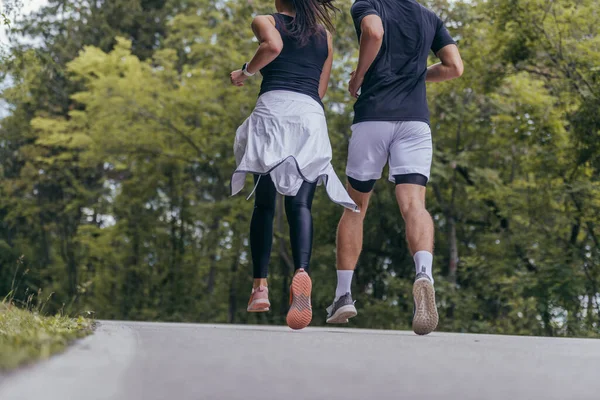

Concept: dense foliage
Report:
left=1, top=0, right=598, bottom=336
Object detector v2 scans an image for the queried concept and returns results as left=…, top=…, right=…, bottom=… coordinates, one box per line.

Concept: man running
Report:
left=325, top=0, right=463, bottom=335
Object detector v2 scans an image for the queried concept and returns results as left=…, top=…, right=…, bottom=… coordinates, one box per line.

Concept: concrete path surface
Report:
left=1, top=321, right=599, bottom=400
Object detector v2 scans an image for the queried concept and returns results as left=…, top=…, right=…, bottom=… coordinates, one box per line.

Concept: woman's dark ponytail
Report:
left=287, top=0, right=339, bottom=46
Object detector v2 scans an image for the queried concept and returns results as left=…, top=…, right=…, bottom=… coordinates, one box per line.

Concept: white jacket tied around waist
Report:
left=231, top=90, right=358, bottom=211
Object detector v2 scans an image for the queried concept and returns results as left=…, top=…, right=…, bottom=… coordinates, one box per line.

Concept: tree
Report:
left=0, top=0, right=598, bottom=336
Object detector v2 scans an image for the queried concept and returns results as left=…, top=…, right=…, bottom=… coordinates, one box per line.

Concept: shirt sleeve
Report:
left=431, top=16, right=456, bottom=55
left=351, top=0, right=380, bottom=27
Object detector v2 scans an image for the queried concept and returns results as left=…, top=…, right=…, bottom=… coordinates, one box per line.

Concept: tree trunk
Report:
left=228, top=235, right=241, bottom=323
left=123, top=206, right=141, bottom=318
left=447, top=118, right=461, bottom=284
left=60, top=213, right=80, bottom=300
left=206, top=216, right=221, bottom=294
left=432, top=182, right=458, bottom=283
left=168, top=169, right=181, bottom=310
left=448, top=217, right=458, bottom=284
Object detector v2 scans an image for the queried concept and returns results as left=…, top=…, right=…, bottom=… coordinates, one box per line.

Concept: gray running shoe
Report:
left=412, top=273, right=439, bottom=335
left=326, top=293, right=357, bottom=324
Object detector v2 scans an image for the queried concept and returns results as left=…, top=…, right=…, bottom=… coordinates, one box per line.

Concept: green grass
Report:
left=0, top=302, right=93, bottom=370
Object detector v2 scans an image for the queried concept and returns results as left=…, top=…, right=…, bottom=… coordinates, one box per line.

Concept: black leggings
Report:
left=250, top=174, right=316, bottom=279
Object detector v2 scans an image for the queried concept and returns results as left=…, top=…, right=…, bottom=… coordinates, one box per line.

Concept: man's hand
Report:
left=348, top=71, right=364, bottom=98
left=230, top=70, right=247, bottom=87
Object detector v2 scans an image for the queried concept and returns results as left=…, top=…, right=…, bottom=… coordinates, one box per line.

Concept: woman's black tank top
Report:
left=258, top=13, right=328, bottom=106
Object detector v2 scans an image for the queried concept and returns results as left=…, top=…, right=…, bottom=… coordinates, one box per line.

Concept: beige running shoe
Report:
left=412, top=273, right=439, bottom=335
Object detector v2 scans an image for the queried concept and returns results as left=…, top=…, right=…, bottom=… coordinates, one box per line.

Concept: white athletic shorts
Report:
left=345, top=121, right=432, bottom=185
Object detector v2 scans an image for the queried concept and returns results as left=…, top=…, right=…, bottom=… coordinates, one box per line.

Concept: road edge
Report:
left=0, top=321, right=138, bottom=400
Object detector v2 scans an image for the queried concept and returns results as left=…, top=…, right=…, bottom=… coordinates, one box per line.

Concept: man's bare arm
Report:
left=349, top=15, right=384, bottom=97
left=426, top=44, right=463, bottom=82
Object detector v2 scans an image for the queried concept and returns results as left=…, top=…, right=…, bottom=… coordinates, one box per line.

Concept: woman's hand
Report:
left=230, top=70, right=247, bottom=86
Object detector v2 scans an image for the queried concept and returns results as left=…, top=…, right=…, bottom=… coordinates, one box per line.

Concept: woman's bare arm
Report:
left=230, top=16, right=283, bottom=86
left=318, top=31, right=334, bottom=99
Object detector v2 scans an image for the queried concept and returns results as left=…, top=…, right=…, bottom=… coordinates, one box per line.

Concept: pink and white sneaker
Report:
left=247, top=286, right=270, bottom=312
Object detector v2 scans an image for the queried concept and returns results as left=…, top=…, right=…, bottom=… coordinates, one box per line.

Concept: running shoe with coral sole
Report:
left=286, top=269, right=312, bottom=330
left=412, top=274, right=438, bottom=335
left=247, top=286, right=270, bottom=312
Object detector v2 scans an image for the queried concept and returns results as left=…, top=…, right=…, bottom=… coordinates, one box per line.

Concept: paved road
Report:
left=1, top=321, right=599, bottom=400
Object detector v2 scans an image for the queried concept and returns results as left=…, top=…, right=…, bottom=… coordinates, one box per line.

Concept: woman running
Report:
left=230, top=0, right=357, bottom=330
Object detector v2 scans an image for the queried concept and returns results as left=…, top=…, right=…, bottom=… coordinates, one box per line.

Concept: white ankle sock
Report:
left=414, top=251, right=434, bottom=284
left=335, top=270, right=354, bottom=300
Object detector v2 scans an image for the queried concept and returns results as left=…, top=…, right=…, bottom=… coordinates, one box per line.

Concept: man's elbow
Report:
left=454, top=61, right=464, bottom=78
left=364, top=26, right=384, bottom=42
left=446, top=60, right=463, bottom=79
left=372, top=29, right=385, bottom=42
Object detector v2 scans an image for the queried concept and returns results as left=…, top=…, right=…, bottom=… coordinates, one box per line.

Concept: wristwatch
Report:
left=242, top=63, right=255, bottom=77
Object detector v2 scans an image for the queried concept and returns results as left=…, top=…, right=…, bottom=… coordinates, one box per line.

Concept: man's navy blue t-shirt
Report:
left=351, top=0, right=456, bottom=125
